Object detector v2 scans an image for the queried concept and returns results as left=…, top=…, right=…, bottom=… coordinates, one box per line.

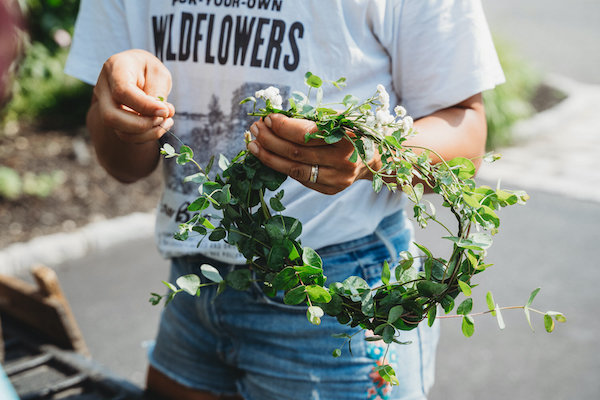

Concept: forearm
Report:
left=87, top=99, right=160, bottom=183
left=404, top=94, right=487, bottom=171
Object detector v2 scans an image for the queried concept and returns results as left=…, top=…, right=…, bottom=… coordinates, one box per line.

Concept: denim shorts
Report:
left=148, top=210, right=440, bottom=400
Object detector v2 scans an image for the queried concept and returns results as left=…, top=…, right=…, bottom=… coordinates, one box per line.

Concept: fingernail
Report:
left=264, top=116, right=272, bottom=128
left=250, top=124, right=259, bottom=137
left=155, top=109, right=168, bottom=118
left=152, top=116, right=164, bottom=126
left=163, top=118, right=174, bottom=130
left=248, top=141, right=259, bottom=155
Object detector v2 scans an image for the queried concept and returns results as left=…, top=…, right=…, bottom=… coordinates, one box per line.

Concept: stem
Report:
left=259, top=189, right=272, bottom=220
left=435, top=305, right=545, bottom=320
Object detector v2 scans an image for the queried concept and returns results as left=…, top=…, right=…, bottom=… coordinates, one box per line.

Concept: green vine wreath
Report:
left=150, top=73, right=565, bottom=384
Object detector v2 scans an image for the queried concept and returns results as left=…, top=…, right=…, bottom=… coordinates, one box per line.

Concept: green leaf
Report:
left=176, top=274, right=201, bottom=296
left=544, top=313, right=555, bottom=333
left=183, top=172, right=208, bottom=185
left=162, top=280, right=178, bottom=292
left=160, top=143, right=176, bottom=158
left=284, top=285, right=307, bottom=305
left=375, top=365, right=399, bottom=385
left=372, top=174, right=383, bottom=193
left=457, top=298, right=473, bottom=315
left=427, top=306, right=437, bottom=327
left=461, top=315, right=475, bottom=337
left=209, top=228, right=226, bottom=241
left=218, top=154, right=230, bottom=171
left=305, top=72, right=323, bottom=88
left=360, top=290, right=375, bottom=317
left=495, top=304, right=505, bottom=330
left=458, top=280, right=472, bottom=297
left=348, top=149, right=358, bottom=163
left=307, top=305, right=324, bottom=325
left=149, top=293, right=162, bottom=306
left=524, top=306, right=534, bottom=331
left=546, top=311, right=567, bottom=323
left=225, top=269, right=252, bottom=291
left=306, top=285, right=332, bottom=303
left=486, top=291, right=496, bottom=316
left=176, top=145, right=194, bottom=165
left=526, top=287, right=541, bottom=307
left=239, top=96, right=256, bottom=105
left=416, top=281, right=447, bottom=298
left=382, top=325, right=395, bottom=344
left=200, top=264, right=223, bottom=283
left=381, top=260, right=390, bottom=286
left=188, top=197, right=210, bottom=212
left=269, top=196, right=286, bottom=212
left=446, top=157, right=476, bottom=179
left=302, top=247, right=323, bottom=269
left=272, top=267, right=299, bottom=291
left=387, top=305, right=404, bottom=324
left=342, top=94, right=358, bottom=107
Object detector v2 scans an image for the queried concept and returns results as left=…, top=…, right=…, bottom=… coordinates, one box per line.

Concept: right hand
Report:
left=94, top=49, right=175, bottom=144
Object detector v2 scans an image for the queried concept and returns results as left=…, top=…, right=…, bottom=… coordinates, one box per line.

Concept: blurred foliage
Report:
left=484, top=39, right=542, bottom=150
left=1, top=0, right=91, bottom=130
left=0, top=165, right=65, bottom=200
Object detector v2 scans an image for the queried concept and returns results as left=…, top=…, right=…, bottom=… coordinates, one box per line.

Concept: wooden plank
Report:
left=0, top=265, right=89, bottom=356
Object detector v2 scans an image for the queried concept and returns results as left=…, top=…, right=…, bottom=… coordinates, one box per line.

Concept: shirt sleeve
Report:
left=389, top=0, right=505, bottom=119
left=64, top=0, right=132, bottom=85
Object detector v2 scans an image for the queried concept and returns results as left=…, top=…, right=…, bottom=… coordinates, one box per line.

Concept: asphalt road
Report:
left=48, top=1, right=600, bottom=398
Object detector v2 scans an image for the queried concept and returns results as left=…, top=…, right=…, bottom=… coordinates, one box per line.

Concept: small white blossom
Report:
left=365, top=114, right=376, bottom=127
left=376, top=84, right=390, bottom=111
left=255, top=86, right=283, bottom=109
left=394, top=105, right=407, bottom=118
left=402, top=116, right=414, bottom=132
left=375, top=109, right=395, bottom=126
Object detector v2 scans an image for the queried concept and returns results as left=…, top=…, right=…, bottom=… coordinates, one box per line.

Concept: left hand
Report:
left=247, top=113, right=373, bottom=195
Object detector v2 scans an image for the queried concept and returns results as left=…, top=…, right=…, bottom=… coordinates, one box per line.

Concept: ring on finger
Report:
left=309, top=164, right=319, bottom=184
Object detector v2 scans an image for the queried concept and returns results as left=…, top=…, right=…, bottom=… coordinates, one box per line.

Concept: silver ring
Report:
left=309, top=164, right=319, bottom=184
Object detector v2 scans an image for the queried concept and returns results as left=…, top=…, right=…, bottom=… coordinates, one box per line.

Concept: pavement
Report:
left=2, top=2, right=600, bottom=398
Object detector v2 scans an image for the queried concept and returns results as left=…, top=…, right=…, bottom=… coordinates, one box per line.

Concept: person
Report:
left=65, top=1, right=503, bottom=399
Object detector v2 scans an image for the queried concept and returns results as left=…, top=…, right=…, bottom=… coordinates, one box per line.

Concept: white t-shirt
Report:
left=66, top=0, right=504, bottom=263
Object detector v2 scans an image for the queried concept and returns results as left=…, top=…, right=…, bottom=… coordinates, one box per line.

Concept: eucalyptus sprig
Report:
left=150, top=73, right=565, bottom=384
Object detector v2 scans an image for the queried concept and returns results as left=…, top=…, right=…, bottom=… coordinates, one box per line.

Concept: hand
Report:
left=94, top=49, right=175, bottom=144
left=247, top=113, right=373, bottom=195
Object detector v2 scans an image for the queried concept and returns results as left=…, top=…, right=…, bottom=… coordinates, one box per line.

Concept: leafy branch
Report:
left=150, top=73, right=563, bottom=385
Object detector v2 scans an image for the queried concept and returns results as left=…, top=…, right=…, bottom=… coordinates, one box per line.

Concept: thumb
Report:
left=142, top=63, right=173, bottom=117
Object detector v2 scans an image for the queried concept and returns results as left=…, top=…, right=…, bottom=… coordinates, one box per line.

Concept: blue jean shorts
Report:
left=148, top=210, right=440, bottom=400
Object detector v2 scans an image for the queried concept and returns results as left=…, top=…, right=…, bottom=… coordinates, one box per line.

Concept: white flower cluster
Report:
left=255, top=86, right=283, bottom=110
left=365, top=85, right=414, bottom=135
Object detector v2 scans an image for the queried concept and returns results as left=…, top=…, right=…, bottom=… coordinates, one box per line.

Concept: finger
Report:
left=142, top=60, right=173, bottom=110
left=115, top=118, right=173, bottom=144
left=103, top=58, right=169, bottom=117
left=252, top=119, right=356, bottom=167
left=264, top=113, right=328, bottom=146
left=247, top=140, right=356, bottom=194
left=251, top=120, right=326, bottom=165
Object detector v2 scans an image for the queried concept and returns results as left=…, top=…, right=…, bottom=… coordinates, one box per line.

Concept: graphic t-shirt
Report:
left=66, top=0, right=504, bottom=263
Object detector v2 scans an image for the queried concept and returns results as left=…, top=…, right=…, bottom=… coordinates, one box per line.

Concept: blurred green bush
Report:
left=484, top=39, right=542, bottom=150
left=1, top=0, right=91, bottom=130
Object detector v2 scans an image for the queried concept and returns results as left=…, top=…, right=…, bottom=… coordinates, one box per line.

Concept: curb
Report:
left=0, top=212, right=155, bottom=276
left=509, top=73, right=600, bottom=143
